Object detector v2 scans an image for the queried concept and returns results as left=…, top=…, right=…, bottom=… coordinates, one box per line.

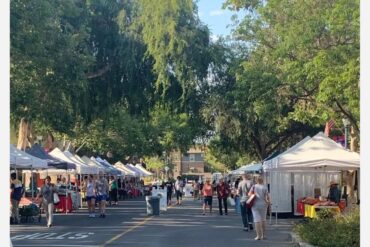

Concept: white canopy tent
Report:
left=230, top=163, right=263, bottom=175
left=49, top=148, right=78, bottom=171
left=10, top=144, right=48, bottom=169
left=75, top=155, right=105, bottom=174
left=263, top=132, right=360, bottom=214
left=135, top=163, right=153, bottom=176
left=64, top=151, right=98, bottom=175
left=114, top=162, right=136, bottom=177
left=81, top=156, right=110, bottom=174
left=10, top=144, right=49, bottom=199
left=127, top=164, right=147, bottom=177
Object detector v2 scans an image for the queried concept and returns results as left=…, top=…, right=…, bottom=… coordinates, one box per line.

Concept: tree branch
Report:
left=334, top=99, right=360, bottom=134
left=86, top=63, right=112, bottom=79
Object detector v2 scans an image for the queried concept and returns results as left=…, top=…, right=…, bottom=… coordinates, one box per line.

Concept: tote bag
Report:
left=53, top=193, right=60, bottom=205
left=227, top=196, right=236, bottom=206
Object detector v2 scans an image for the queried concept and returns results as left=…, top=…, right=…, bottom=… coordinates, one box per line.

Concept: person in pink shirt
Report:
left=201, top=179, right=213, bottom=215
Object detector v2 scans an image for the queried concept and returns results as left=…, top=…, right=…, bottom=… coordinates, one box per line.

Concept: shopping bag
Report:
left=246, top=194, right=256, bottom=208
left=246, top=186, right=256, bottom=208
left=53, top=193, right=60, bottom=205
left=227, top=197, right=235, bottom=207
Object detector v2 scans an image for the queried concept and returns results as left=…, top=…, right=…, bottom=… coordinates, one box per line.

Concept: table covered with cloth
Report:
left=304, top=204, right=341, bottom=218
left=54, top=194, right=73, bottom=213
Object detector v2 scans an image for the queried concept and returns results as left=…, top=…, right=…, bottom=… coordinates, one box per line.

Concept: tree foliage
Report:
left=10, top=0, right=359, bottom=168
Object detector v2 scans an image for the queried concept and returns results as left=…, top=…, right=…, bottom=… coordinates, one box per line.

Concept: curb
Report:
left=290, top=232, right=317, bottom=247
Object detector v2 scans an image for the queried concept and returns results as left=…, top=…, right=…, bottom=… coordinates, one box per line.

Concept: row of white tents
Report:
left=229, top=132, right=360, bottom=214
left=10, top=144, right=153, bottom=178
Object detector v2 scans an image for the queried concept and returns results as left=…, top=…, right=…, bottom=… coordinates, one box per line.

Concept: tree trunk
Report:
left=345, top=126, right=359, bottom=210
left=16, top=118, right=35, bottom=150
left=350, top=126, right=359, bottom=152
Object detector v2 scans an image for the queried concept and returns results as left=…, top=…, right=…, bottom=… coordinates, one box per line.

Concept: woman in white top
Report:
left=85, top=174, right=96, bottom=218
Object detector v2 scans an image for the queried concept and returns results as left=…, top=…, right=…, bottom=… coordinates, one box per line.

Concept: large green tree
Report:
left=224, top=0, right=360, bottom=135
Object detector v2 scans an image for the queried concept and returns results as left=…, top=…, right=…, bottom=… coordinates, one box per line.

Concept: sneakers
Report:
left=47, top=224, right=52, bottom=228
left=243, top=227, right=249, bottom=232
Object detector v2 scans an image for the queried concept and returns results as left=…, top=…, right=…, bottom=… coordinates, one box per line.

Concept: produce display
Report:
left=314, top=201, right=337, bottom=206
left=301, top=197, right=319, bottom=205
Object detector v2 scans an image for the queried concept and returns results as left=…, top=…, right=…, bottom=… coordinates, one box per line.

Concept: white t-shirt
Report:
left=175, top=180, right=183, bottom=191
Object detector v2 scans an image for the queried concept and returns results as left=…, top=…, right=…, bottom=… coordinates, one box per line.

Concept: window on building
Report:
left=189, top=154, right=195, bottom=161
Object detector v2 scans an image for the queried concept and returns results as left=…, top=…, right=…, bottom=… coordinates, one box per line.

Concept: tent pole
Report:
left=65, top=170, right=68, bottom=215
left=80, top=173, right=83, bottom=209
left=31, top=166, right=34, bottom=200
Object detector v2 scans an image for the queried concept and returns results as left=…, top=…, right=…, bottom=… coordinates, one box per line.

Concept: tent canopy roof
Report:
left=231, top=163, right=262, bottom=175
left=25, top=144, right=71, bottom=169
left=10, top=144, right=49, bottom=169
left=263, top=132, right=360, bottom=172
left=48, top=148, right=78, bottom=170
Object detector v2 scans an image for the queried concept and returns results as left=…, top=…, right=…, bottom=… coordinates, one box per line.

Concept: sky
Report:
left=197, top=0, right=243, bottom=39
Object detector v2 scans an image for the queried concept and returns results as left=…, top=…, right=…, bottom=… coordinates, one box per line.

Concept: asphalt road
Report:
left=11, top=197, right=296, bottom=247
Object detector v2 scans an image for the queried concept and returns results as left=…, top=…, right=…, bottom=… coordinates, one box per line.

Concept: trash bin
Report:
left=146, top=196, right=160, bottom=216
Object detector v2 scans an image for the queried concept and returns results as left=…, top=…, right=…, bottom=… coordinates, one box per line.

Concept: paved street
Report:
left=11, top=197, right=295, bottom=247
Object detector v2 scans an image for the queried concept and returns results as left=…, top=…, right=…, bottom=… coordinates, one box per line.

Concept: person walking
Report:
left=234, top=177, right=241, bottom=215
left=202, top=179, right=213, bottom=215
left=109, top=176, right=118, bottom=206
left=165, top=180, right=173, bottom=206
left=193, top=180, right=200, bottom=200
left=96, top=172, right=109, bottom=218
left=175, top=176, right=183, bottom=205
left=216, top=179, right=230, bottom=215
left=10, top=173, right=24, bottom=224
left=238, top=172, right=254, bottom=231
left=249, top=176, right=270, bottom=240
left=85, top=174, right=96, bottom=218
left=37, top=176, right=57, bottom=228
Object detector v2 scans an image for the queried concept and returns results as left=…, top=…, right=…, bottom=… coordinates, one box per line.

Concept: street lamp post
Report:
left=342, top=118, right=350, bottom=149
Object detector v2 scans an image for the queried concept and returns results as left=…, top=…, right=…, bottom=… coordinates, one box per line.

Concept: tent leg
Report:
left=80, top=174, right=83, bottom=209
left=269, top=204, right=272, bottom=225
left=31, top=167, right=34, bottom=200
left=275, top=205, right=278, bottom=225
left=65, top=170, right=68, bottom=215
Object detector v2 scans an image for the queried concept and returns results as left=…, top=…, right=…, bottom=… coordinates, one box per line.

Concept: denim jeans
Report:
left=234, top=196, right=241, bottom=214
left=218, top=197, right=228, bottom=215
left=240, top=201, right=253, bottom=228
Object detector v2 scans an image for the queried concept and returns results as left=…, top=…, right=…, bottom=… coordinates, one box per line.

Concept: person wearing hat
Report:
left=36, top=176, right=58, bottom=227
left=327, top=181, right=341, bottom=204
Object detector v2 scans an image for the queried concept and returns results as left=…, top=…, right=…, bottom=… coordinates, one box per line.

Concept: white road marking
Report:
left=11, top=232, right=95, bottom=241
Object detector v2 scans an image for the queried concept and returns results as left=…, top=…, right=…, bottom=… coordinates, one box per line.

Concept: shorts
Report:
left=96, top=194, right=107, bottom=202
left=86, top=196, right=96, bottom=201
left=204, top=196, right=213, bottom=206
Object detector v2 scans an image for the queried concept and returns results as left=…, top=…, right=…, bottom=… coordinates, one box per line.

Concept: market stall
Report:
left=298, top=197, right=344, bottom=218
left=263, top=132, right=360, bottom=215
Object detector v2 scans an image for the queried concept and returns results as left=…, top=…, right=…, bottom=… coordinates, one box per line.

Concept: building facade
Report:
left=171, top=146, right=207, bottom=178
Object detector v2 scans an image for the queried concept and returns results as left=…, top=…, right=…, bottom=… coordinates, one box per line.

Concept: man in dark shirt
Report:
left=328, top=181, right=341, bottom=204
left=165, top=180, right=173, bottom=205
left=216, top=179, right=230, bottom=215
